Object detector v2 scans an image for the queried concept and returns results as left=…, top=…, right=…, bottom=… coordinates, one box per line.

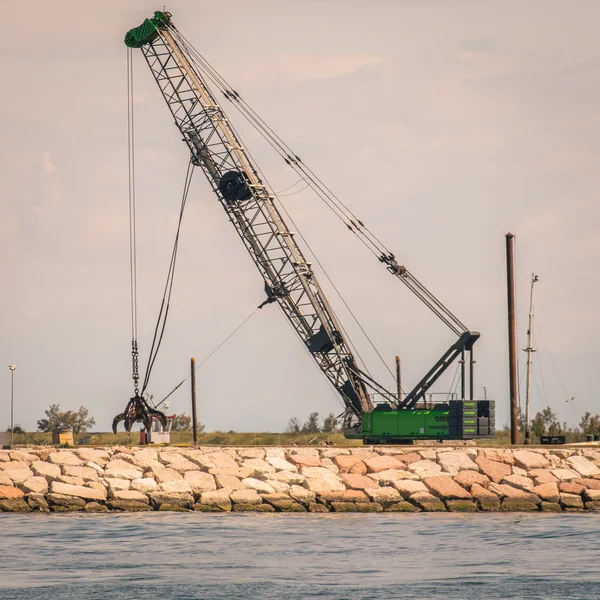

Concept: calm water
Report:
left=1, top=513, right=599, bottom=599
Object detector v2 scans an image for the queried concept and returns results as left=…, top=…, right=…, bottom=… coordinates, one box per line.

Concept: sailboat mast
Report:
left=524, top=273, right=539, bottom=444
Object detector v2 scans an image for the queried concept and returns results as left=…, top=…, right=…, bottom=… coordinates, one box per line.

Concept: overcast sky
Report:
left=2, top=0, right=599, bottom=433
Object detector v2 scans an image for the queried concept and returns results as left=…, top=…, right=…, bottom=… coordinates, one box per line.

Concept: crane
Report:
left=117, top=11, right=495, bottom=442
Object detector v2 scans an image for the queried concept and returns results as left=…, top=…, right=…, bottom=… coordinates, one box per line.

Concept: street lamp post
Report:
left=8, top=365, right=16, bottom=447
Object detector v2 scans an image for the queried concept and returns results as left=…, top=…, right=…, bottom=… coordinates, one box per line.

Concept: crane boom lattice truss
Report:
left=138, top=23, right=373, bottom=419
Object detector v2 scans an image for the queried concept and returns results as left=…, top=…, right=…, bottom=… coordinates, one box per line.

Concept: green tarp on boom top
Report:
left=124, top=11, right=171, bottom=48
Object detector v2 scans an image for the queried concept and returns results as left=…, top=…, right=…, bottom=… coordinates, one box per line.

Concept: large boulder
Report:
left=48, top=452, right=84, bottom=467
left=532, top=483, right=560, bottom=503
left=423, top=476, right=471, bottom=500
left=265, top=457, right=298, bottom=472
left=21, top=477, right=49, bottom=495
left=0, top=485, right=24, bottom=499
left=407, top=460, right=443, bottom=479
left=29, top=461, right=60, bottom=480
left=453, top=470, right=490, bottom=489
left=364, top=487, right=401, bottom=508
left=333, top=456, right=367, bottom=475
left=131, top=478, right=159, bottom=493
left=288, top=455, right=322, bottom=468
left=475, top=457, right=512, bottom=483
left=63, top=465, right=98, bottom=482
left=364, top=455, right=404, bottom=473
left=501, top=475, right=534, bottom=492
left=408, top=492, right=446, bottom=512
left=50, top=481, right=107, bottom=502
left=112, top=490, right=150, bottom=504
left=567, top=455, right=600, bottom=477
left=184, top=471, right=217, bottom=494
left=392, top=480, right=428, bottom=499
left=513, top=450, right=550, bottom=470
left=242, top=478, right=275, bottom=494
left=159, top=480, right=193, bottom=494
left=301, top=467, right=345, bottom=492
left=437, top=451, right=478, bottom=473
left=341, top=474, right=379, bottom=490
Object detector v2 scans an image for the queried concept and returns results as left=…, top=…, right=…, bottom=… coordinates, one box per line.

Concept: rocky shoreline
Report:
left=1, top=446, right=600, bottom=513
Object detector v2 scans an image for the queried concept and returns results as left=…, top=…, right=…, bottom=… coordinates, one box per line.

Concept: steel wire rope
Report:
left=127, top=47, right=141, bottom=394
left=167, top=31, right=399, bottom=385
left=170, top=27, right=468, bottom=337
left=154, top=307, right=261, bottom=409
left=170, top=28, right=390, bottom=252
left=141, top=162, right=195, bottom=395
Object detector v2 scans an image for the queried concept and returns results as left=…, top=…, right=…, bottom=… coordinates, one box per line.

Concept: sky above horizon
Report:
left=2, top=0, right=599, bottom=433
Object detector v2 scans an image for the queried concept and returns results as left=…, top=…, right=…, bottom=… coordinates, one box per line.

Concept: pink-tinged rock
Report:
left=50, top=481, right=107, bottom=501
left=438, top=451, right=479, bottom=473
left=289, top=448, right=319, bottom=456
left=184, top=471, right=217, bottom=494
left=471, top=483, right=499, bottom=499
left=0, top=485, right=24, bottom=499
left=301, top=467, right=345, bottom=492
left=479, top=449, right=515, bottom=465
left=242, top=478, right=275, bottom=494
left=453, top=470, right=490, bottom=489
left=488, top=483, right=541, bottom=504
left=159, top=480, right=193, bottom=494
left=0, top=452, right=10, bottom=462
left=56, top=475, right=85, bottom=486
left=230, top=489, right=262, bottom=505
left=48, top=452, right=84, bottom=467
left=475, top=457, right=512, bottom=483
left=288, top=455, right=322, bottom=468
left=574, top=478, right=600, bottom=490
left=532, top=483, right=559, bottom=503
left=513, top=450, right=550, bottom=470
left=30, top=461, right=61, bottom=481
left=333, top=455, right=367, bottom=475
left=265, top=457, right=298, bottom=472
left=368, top=469, right=419, bottom=484
left=501, top=475, right=534, bottom=492
left=204, top=453, right=239, bottom=470
left=0, top=471, right=12, bottom=486
left=559, top=482, right=585, bottom=495
left=423, top=476, right=471, bottom=500
left=567, top=455, right=600, bottom=477
left=21, top=477, right=49, bottom=495
left=342, top=474, right=380, bottom=490
left=364, top=487, right=401, bottom=507
left=551, top=469, right=579, bottom=481
left=364, top=455, right=404, bottom=473
left=529, top=469, right=558, bottom=484
left=395, top=452, right=422, bottom=465
left=512, top=466, right=528, bottom=477
left=393, top=480, right=428, bottom=499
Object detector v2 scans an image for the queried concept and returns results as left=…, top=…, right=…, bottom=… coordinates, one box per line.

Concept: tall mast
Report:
left=523, top=273, right=539, bottom=444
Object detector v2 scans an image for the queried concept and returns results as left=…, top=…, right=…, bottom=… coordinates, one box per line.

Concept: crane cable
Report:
left=127, top=47, right=140, bottom=396
left=166, top=26, right=397, bottom=383
left=141, top=161, right=195, bottom=396
left=167, top=26, right=467, bottom=337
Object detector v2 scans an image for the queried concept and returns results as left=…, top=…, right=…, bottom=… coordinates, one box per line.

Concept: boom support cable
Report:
left=167, top=25, right=469, bottom=338
left=140, top=161, right=195, bottom=395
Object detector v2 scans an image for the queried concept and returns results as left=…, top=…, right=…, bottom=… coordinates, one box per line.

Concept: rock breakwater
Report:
left=1, top=446, right=600, bottom=513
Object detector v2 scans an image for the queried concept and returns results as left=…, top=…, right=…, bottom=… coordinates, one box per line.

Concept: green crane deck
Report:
left=346, top=400, right=495, bottom=444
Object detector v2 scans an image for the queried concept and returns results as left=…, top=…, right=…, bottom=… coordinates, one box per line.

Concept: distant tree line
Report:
left=286, top=412, right=342, bottom=434
left=511, top=407, right=600, bottom=442
left=36, top=404, right=96, bottom=434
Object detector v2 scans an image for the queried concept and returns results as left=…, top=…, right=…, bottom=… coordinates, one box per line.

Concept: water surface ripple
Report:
left=1, top=513, right=598, bottom=599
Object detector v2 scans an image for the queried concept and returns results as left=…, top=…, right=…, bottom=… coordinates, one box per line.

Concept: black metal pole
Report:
left=460, top=350, right=465, bottom=400
left=506, top=233, right=519, bottom=445
left=190, top=357, right=198, bottom=445
left=469, top=348, right=474, bottom=400
left=395, top=355, right=402, bottom=402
